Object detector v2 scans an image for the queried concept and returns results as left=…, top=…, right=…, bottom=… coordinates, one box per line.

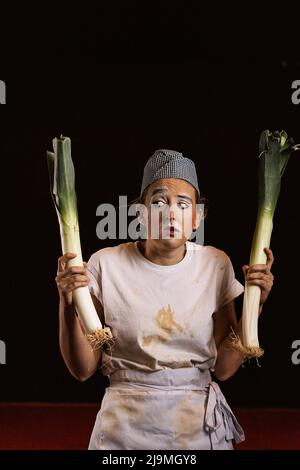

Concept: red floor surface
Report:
left=0, top=404, right=299, bottom=450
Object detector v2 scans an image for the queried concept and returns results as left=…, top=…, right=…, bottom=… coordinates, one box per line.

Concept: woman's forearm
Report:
left=59, top=298, right=101, bottom=381
left=213, top=317, right=245, bottom=381
left=213, top=304, right=263, bottom=381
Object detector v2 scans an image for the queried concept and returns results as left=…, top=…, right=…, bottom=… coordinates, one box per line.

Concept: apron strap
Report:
left=204, top=381, right=245, bottom=448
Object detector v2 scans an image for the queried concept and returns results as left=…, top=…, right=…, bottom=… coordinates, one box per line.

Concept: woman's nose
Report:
left=169, top=209, right=175, bottom=221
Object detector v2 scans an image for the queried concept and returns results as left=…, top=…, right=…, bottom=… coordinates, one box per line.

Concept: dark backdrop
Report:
left=0, top=3, right=299, bottom=407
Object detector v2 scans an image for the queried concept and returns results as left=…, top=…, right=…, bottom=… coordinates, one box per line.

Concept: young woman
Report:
left=55, top=149, right=274, bottom=450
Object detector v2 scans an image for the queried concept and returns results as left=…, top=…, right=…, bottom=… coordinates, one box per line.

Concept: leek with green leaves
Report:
left=232, top=130, right=300, bottom=358
left=47, top=135, right=114, bottom=349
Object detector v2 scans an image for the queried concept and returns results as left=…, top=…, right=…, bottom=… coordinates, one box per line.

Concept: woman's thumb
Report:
left=242, top=265, right=249, bottom=276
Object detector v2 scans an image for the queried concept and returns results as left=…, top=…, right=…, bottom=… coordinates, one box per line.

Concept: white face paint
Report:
left=142, top=179, right=198, bottom=244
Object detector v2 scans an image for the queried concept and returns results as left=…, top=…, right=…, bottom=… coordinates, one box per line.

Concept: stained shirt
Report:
left=87, top=241, right=244, bottom=375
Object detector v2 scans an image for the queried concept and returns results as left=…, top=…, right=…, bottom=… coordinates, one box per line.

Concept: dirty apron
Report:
left=88, top=367, right=245, bottom=450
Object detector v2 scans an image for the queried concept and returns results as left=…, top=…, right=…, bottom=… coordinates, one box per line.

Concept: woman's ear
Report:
left=193, top=204, right=204, bottom=230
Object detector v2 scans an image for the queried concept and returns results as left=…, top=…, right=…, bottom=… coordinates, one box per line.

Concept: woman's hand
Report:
left=242, top=247, right=274, bottom=309
left=55, top=252, right=90, bottom=306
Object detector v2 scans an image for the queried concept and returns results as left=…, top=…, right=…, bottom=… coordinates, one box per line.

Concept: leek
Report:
left=232, top=130, right=300, bottom=358
left=46, top=135, right=114, bottom=349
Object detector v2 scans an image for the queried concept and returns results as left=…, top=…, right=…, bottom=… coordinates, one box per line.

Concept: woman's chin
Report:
left=157, top=236, right=186, bottom=248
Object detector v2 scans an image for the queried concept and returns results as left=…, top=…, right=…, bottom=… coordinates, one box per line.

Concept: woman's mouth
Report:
left=162, top=226, right=180, bottom=237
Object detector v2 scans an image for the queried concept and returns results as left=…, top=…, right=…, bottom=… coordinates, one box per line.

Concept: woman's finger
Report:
left=57, top=252, right=77, bottom=273
left=247, top=272, right=274, bottom=281
left=264, top=247, right=274, bottom=270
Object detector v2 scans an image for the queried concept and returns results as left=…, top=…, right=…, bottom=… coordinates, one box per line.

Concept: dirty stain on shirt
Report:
left=143, top=304, right=184, bottom=346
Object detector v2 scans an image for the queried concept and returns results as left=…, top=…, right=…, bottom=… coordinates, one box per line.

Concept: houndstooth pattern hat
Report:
left=140, top=149, right=200, bottom=198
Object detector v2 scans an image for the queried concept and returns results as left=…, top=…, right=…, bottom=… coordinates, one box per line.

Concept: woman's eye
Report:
left=178, top=202, right=189, bottom=210
left=152, top=200, right=165, bottom=207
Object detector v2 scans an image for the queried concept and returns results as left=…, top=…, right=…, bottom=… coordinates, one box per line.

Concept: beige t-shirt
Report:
left=87, top=240, right=244, bottom=377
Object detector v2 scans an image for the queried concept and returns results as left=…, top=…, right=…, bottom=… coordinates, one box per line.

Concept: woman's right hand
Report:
left=55, top=253, right=90, bottom=306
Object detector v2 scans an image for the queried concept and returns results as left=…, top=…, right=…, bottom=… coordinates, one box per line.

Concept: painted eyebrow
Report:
left=150, top=187, right=193, bottom=203
left=177, top=194, right=193, bottom=203
left=150, top=187, right=168, bottom=198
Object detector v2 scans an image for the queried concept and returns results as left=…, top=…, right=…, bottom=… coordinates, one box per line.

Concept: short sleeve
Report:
left=87, top=255, right=103, bottom=306
left=217, top=254, right=244, bottom=311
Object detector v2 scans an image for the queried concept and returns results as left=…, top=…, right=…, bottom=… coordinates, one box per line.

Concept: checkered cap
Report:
left=140, top=149, right=200, bottom=198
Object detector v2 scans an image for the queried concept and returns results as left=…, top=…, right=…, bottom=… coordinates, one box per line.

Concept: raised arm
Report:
left=56, top=253, right=104, bottom=381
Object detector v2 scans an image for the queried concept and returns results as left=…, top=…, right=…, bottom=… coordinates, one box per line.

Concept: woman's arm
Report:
left=212, top=300, right=246, bottom=381
left=212, top=300, right=263, bottom=381
left=213, top=247, right=274, bottom=381
left=56, top=253, right=104, bottom=382
left=59, top=294, right=103, bottom=382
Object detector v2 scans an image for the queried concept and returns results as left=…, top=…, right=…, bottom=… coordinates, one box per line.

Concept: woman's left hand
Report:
left=242, top=247, right=274, bottom=307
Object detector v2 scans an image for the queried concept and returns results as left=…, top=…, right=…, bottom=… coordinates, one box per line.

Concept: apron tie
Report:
left=204, top=381, right=245, bottom=448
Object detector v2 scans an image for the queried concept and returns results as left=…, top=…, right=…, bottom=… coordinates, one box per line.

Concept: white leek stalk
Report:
left=232, top=130, right=300, bottom=358
left=47, top=135, right=114, bottom=349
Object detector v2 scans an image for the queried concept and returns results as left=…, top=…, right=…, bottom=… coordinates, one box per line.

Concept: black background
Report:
left=0, top=3, right=299, bottom=407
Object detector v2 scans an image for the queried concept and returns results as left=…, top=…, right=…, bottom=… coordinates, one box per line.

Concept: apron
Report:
left=88, top=367, right=245, bottom=450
